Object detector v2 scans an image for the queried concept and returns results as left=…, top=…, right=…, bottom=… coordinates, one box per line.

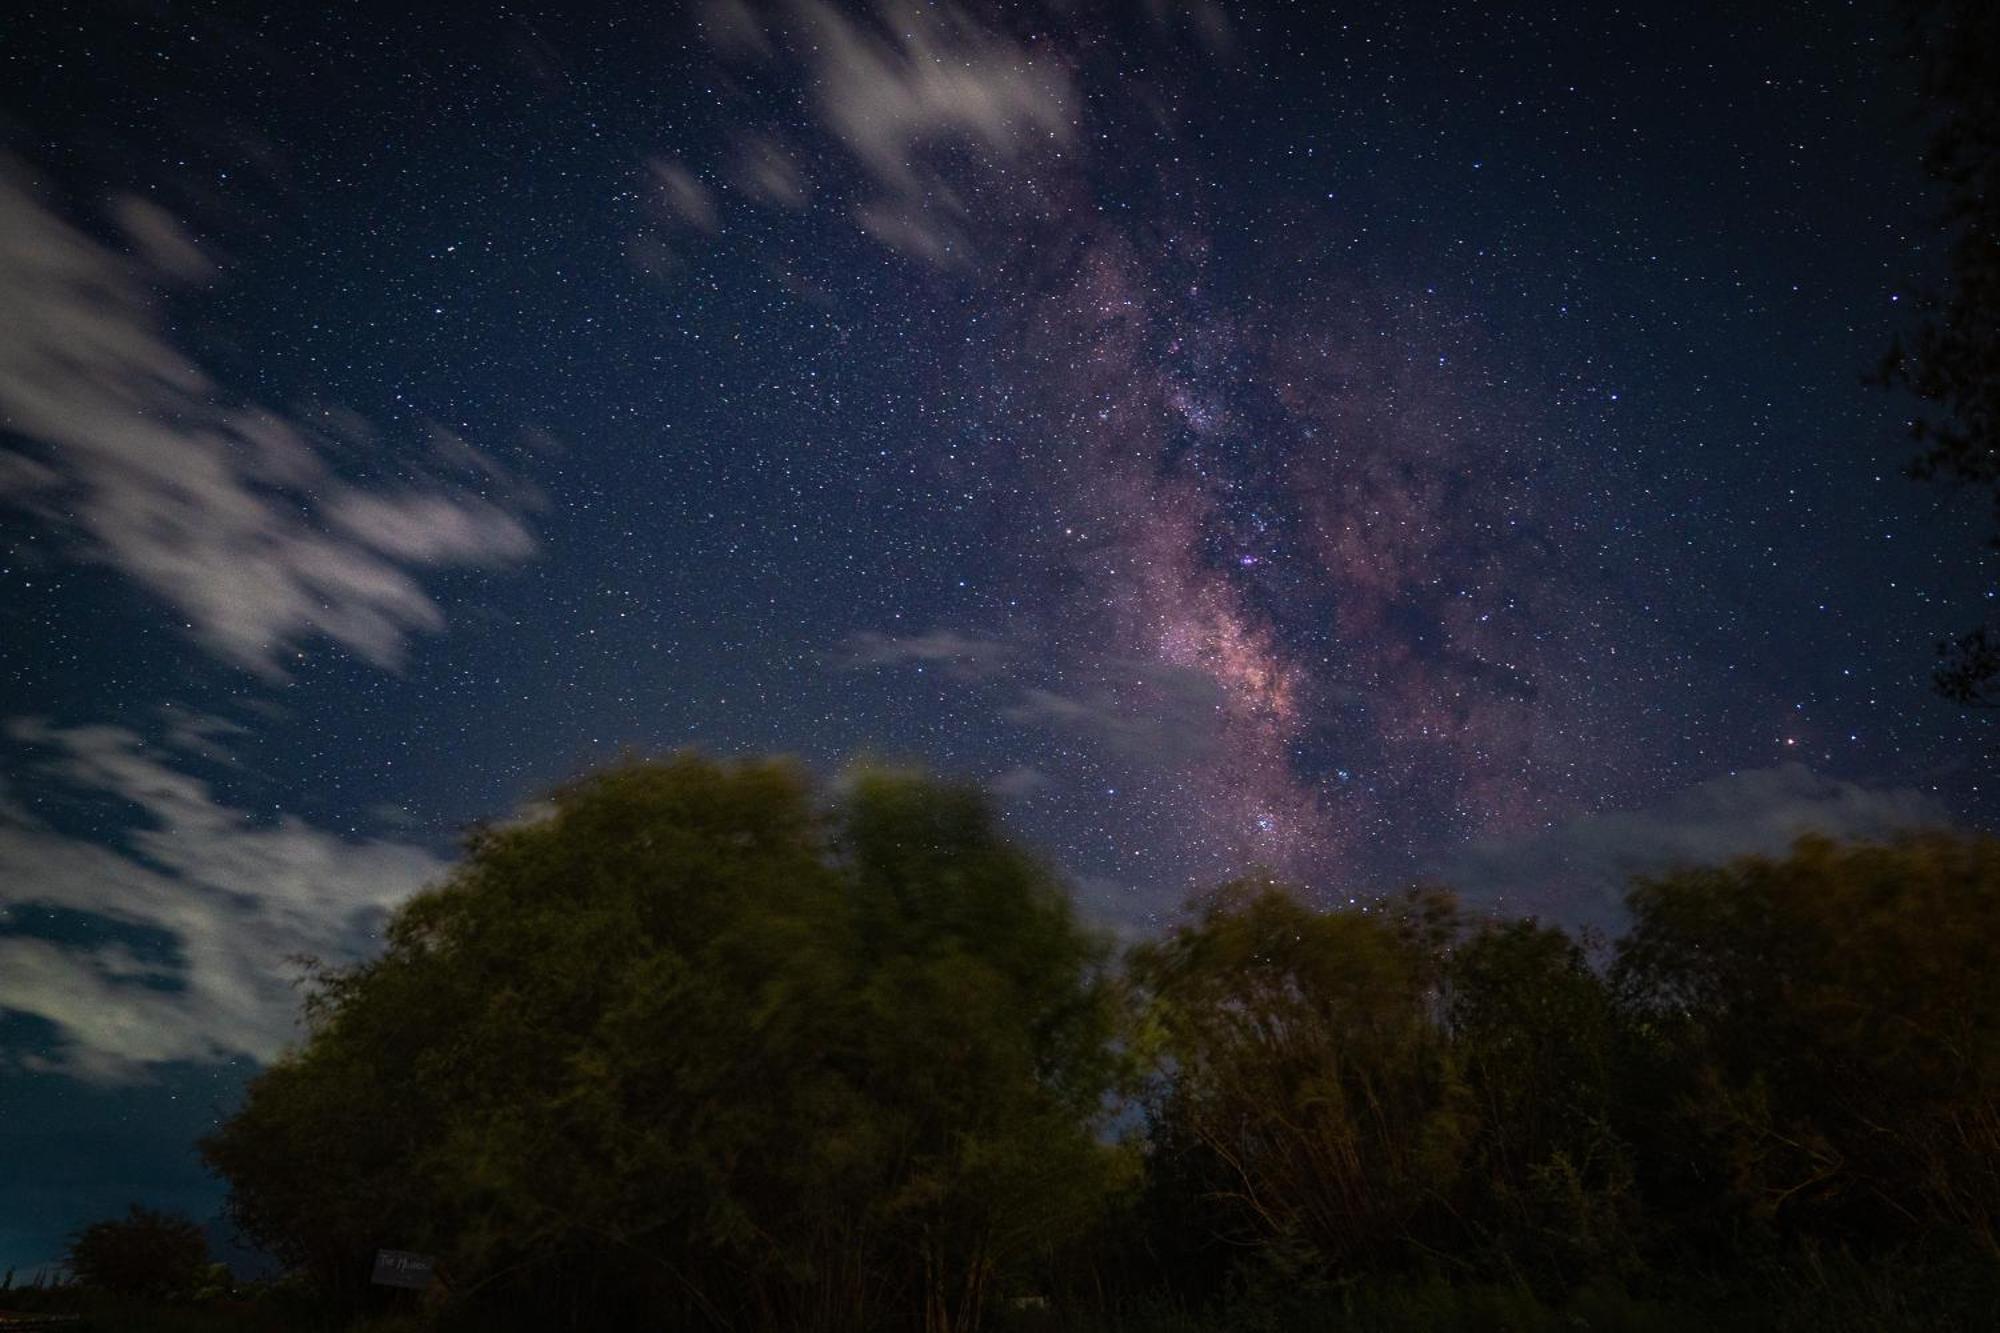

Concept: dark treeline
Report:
left=71, top=757, right=2000, bottom=1330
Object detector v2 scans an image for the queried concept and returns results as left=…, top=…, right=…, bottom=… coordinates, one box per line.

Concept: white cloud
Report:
left=799, top=1, right=1071, bottom=192
left=0, top=720, right=445, bottom=1082
left=705, top=1, right=1074, bottom=263
left=801, top=0, right=1072, bottom=260
left=0, top=157, right=538, bottom=677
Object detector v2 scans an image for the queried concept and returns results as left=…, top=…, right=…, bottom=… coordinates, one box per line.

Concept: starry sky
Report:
left=1, top=0, right=1994, bottom=1276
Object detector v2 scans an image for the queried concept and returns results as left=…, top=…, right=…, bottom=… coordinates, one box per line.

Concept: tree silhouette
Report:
left=1877, top=0, right=2000, bottom=706
left=65, top=1205, right=210, bottom=1300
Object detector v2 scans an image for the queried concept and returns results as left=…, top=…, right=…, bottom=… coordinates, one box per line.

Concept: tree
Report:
left=833, top=771, right=1135, bottom=1331
left=1127, top=881, right=1471, bottom=1279
left=1612, top=832, right=2000, bottom=1253
left=65, top=1205, right=210, bottom=1300
left=202, top=755, right=1125, bottom=1333
left=1443, top=921, right=1636, bottom=1288
left=1876, top=0, right=2000, bottom=706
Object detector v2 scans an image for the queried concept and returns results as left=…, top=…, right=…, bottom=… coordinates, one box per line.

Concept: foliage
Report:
left=1126, top=882, right=1470, bottom=1273
left=198, top=754, right=2000, bottom=1329
left=1442, top=919, right=1636, bottom=1287
left=203, top=755, right=1126, bottom=1333
left=1612, top=832, right=2000, bottom=1253
left=64, top=1203, right=211, bottom=1300
left=1123, top=833, right=2000, bottom=1314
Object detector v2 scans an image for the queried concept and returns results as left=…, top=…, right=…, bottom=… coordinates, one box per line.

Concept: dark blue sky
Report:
left=1, top=0, right=1993, bottom=1276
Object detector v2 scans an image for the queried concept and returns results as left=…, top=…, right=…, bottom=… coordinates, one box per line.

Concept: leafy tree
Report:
left=203, top=755, right=1126, bottom=1333
left=65, top=1204, right=210, bottom=1300
left=1127, top=881, right=1471, bottom=1279
left=1876, top=0, right=2000, bottom=706
left=834, top=772, right=1135, bottom=1330
left=1613, top=832, right=2000, bottom=1253
left=1443, top=921, right=1636, bottom=1288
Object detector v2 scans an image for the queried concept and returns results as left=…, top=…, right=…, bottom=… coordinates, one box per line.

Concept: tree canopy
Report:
left=1613, top=832, right=2000, bottom=1251
left=196, top=756, right=2000, bottom=1330
left=202, top=756, right=1126, bottom=1333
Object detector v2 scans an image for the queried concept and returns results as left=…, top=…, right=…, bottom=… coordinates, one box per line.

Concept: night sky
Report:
left=1, top=0, right=1994, bottom=1276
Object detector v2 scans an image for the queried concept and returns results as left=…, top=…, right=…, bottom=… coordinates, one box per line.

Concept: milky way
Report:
left=709, top=10, right=1660, bottom=890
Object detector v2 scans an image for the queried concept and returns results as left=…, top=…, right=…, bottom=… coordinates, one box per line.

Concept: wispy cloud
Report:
left=990, top=764, right=1051, bottom=798
left=801, top=0, right=1072, bottom=262
left=729, top=131, right=810, bottom=208
left=845, top=629, right=1230, bottom=766
left=699, top=0, right=1075, bottom=265
left=843, top=628, right=1018, bottom=679
left=157, top=704, right=250, bottom=767
left=0, top=719, right=445, bottom=1082
left=1003, top=667, right=1228, bottom=764
left=645, top=157, right=720, bottom=232
left=0, top=157, right=539, bottom=677
left=1440, top=763, right=1951, bottom=929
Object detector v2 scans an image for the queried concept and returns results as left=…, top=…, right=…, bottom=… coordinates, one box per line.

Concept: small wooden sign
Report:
left=370, top=1249, right=437, bottom=1291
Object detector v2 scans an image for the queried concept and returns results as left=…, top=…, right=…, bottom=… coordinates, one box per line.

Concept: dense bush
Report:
left=65, top=1204, right=211, bottom=1301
